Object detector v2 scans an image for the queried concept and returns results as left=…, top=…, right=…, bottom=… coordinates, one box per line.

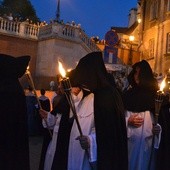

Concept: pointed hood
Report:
left=73, top=52, right=110, bottom=91
left=0, top=54, right=30, bottom=79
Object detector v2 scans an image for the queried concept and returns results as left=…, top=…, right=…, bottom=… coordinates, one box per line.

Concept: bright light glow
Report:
left=137, top=18, right=141, bottom=23
left=58, top=61, right=66, bottom=78
left=129, top=35, right=135, bottom=42
left=67, top=68, right=72, bottom=72
left=160, top=78, right=166, bottom=92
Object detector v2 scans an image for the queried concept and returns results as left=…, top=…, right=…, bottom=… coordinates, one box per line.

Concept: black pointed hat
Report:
left=0, top=54, right=30, bottom=79
left=73, top=52, right=109, bottom=91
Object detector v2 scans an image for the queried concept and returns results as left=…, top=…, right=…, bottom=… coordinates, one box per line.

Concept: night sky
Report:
left=30, top=0, right=137, bottom=39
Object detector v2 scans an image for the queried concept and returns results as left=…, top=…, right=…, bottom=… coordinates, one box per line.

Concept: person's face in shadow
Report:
left=134, top=67, right=140, bottom=85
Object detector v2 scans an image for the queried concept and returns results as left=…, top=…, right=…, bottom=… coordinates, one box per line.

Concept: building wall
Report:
left=34, top=38, right=90, bottom=89
left=140, top=0, right=170, bottom=75
left=0, top=34, right=38, bottom=72
left=0, top=34, right=38, bottom=87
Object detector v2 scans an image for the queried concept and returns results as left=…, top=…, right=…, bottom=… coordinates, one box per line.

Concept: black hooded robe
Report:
left=156, top=97, right=170, bottom=170
left=71, top=52, right=128, bottom=170
left=0, top=54, right=30, bottom=170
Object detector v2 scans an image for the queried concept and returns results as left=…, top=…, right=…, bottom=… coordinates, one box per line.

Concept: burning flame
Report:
left=160, top=78, right=166, bottom=92
left=58, top=61, right=66, bottom=78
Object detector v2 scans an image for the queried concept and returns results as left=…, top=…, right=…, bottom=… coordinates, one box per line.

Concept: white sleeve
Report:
left=154, top=124, right=162, bottom=149
left=125, top=111, right=131, bottom=127
left=42, top=112, right=56, bottom=129
left=88, top=127, right=97, bottom=162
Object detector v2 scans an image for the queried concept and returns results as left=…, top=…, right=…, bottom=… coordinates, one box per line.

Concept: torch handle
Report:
left=26, top=72, right=42, bottom=109
left=65, top=92, right=83, bottom=136
left=154, top=97, right=163, bottom=124
left=26, top=71, right=52, bottom=137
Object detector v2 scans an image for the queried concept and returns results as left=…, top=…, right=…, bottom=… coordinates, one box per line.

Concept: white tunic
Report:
left=43, top=91, right=96, bottom=170
left=126, top=111, right=161, bottom=170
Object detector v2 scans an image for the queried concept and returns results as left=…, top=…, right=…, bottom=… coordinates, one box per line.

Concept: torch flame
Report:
left=58, top=61, right=66, bottom=78
left=160, top=78, right=166, bottom=92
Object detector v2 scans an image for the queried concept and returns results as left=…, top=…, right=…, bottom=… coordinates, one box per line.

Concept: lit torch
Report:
left=58, top=62, right=83, bottom=136
left=58, top=62, right=95, bottom=169
left=149, top=78, right=166, bottom=169
left=26, top=66, right=42, bottom=109
left=155, top=78, right=166, bottom=124
left=25, top=66, right=52, bottom=137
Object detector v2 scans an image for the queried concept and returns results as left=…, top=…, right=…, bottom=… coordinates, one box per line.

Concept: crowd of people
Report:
left=1, top=52, right=170, bottom=170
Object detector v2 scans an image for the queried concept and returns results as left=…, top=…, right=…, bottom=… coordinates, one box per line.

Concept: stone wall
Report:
left=0, top=34, right=38, bottom=88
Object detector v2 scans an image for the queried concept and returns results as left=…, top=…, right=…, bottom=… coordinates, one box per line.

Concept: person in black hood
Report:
left=71, top=51, right=128, bottom=170
left=156, top=75, right=170, bottom=170
left=0, top=54, right=30, bottom=170
left=123, top=60, right=161, bottom=170
left=39, top=68, right=97, bottom=170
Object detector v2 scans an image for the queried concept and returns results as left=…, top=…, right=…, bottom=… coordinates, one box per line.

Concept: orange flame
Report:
left=160, top=78, right=166, bottom=92
left=58, top=61, right=66, bottom=78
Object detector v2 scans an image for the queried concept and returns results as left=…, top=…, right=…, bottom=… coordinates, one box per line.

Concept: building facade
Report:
left=138, top=0, right=170, bottom=75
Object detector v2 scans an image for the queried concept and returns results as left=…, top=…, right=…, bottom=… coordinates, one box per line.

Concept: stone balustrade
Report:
left=0, top=18, right=100, bottom=51
left=38, top=22, right=101, bottom=52
left=0, top=18, right=39, bottom=39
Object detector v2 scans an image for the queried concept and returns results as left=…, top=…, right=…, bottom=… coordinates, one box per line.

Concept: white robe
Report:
left=43, top=91, right=96, bottom=170
left=126, top=111, right=161, bottom=170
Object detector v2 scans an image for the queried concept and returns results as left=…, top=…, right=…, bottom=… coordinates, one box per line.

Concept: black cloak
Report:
left=123, top=60, right=158, bottom=113
left=156, top=96, right=170, bottom=170
left=0, top=54, right=30, bottom=170
left=72, top=52, right=128, bottom=170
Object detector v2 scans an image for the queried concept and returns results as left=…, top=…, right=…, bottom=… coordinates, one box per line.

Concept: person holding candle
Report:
left=123, top=60, right=162, bottom=170
left=39, top=69, right=97, bottom=170
left=0, top=54, right=30, bottom=170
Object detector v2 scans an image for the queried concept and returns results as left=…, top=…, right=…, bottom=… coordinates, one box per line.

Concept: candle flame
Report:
left=160, top=78, right=166, bottom=92
left=58, top=61, right=66, bottom=78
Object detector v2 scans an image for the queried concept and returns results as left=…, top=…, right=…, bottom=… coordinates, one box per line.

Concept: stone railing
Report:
left=0, top=18, right=100, bottom=51
left=39, top=22, right=101, bottom=52
left=0, top=18, right=39, bottom=39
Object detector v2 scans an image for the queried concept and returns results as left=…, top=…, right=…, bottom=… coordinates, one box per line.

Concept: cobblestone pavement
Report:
left=29, top=136, right=43, bottom=170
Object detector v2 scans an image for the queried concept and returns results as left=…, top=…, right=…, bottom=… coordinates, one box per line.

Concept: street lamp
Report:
left=137, top=18, right=142, bottom=24
left=129, top=35, right=135, bottom=42
left=128, top=35, right=135, bottom=65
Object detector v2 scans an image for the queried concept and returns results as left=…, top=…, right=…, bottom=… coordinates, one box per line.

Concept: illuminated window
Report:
left=166, top=33, right=170, bottom=54
left=149, top=39, right=155, bottom=59
left=150, top=0, right=158, bottom=20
